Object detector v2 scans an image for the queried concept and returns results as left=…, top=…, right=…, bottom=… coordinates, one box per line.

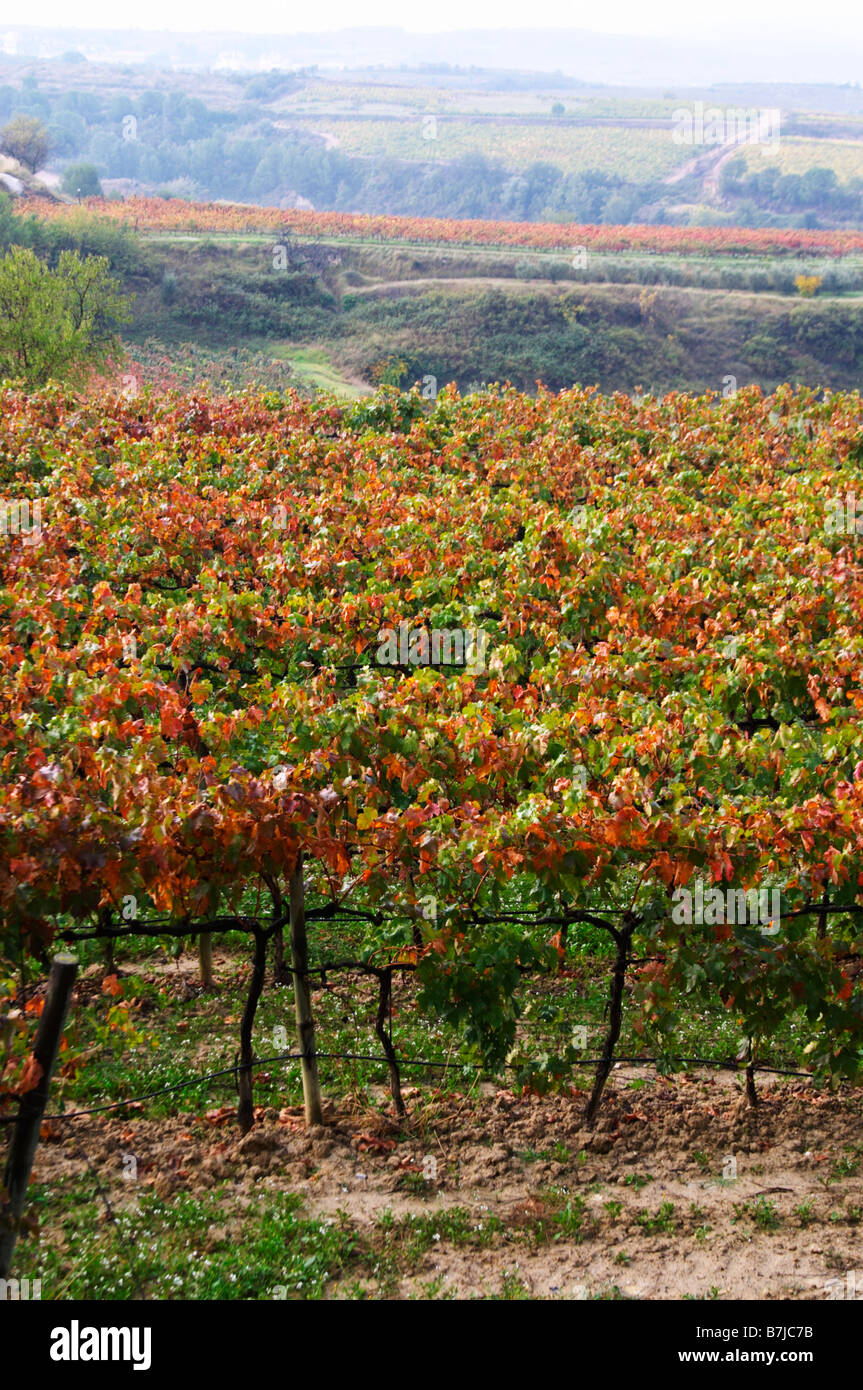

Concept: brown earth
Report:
left=31, top=1071, right=863, bottom=1300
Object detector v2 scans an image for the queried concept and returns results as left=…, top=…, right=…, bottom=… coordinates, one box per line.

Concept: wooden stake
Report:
left=289, top=854, right=323, bottom=1127
left=0, top=953, right=78, bottom=1280
left=198, top=932, right=215, bottom=990
left=237, top=929, right=267, bottom=1134
left=585, top=920, right=634, bottom=1124
left=745, top=1038, right=758, bottom=1108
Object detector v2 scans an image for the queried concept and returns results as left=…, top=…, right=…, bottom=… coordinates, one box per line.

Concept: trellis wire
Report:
left=0, top=1047, right=819, bottom=1128
left=1, top=894, right=856, bottom=1130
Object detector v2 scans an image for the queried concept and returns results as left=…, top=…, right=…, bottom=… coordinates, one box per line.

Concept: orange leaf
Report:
left=18, top=1055, right=44, bottom=1095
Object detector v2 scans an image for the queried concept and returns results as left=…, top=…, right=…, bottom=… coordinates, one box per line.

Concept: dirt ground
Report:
left=32, top=1068, right=863, bottom=1300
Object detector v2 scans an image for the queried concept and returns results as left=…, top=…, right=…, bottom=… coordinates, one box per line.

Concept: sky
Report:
left=4, top=0, right=858, bottom=38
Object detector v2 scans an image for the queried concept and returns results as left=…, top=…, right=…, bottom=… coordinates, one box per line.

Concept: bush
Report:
left=0, top=244, right=132, bottom=386
left=0, top=114, right=50, bottom=172
left=43, top=210, right=142, bottom=274
left=60, top=162, right=103, bottom=198
left=160, top=270, right=178, bottom=305
left=795, top=274, right=822, bottom=298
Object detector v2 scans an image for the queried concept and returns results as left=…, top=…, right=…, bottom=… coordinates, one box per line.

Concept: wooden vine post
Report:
left=98, top=908, right=115, bottom=977
left=816, top=887, right=830, bottom=942
left=198, top=933, right=215, bottom=990
left=744, top=1038, right=758, bottom=1109
left=237, top=928, right=267, bottom=1134
left=289, top=853, right=323, bottom=1126
left=0, top=953, right=78, bottom=1280
left=265, top=875, right=287, bottom=983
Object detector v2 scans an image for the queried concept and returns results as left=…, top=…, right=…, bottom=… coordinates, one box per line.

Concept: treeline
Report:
left=512, top=252, right=863, bottom=295
left=720, top=157, right=863, bottom=222
left=2, top=70, right=659, bottom=220
left=0, top=79, right=234, bottom=159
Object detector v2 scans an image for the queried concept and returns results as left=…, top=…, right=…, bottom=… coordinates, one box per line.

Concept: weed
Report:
left=624, top=1173, right=653, bottom=1190
left=830, top=1149, right=861, bottom=1181
left=411, top=1276, right=457, bottom=1300
left=732, top=1197, right=781, bottom=1232
left=794, top=1198, right=816, bottom=1227
left=636, top=1201, right=676, bottom=1236
left=398, top=1172, right=433, bottom=1197
left=493, top=1268, right=532, bottom=1300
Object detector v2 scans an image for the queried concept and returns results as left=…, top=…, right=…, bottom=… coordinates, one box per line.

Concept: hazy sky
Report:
left=5, top=0, right=855, bottom=37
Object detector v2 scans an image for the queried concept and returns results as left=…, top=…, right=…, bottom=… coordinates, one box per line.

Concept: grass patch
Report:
left=27, top=1182, right=363, bottom=1300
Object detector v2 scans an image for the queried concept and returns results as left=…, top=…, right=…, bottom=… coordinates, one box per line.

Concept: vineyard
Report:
left=2, top=380, right=863, bottom=1300
left=739, top=136, right=863, bottom=185
left=21, top=196, right=863, bottom=258
left=300, top=120, right=683, bottom=181
left=278, top=79, right=682, bottom=119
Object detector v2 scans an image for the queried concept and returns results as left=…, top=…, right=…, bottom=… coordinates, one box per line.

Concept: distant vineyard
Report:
left=740, top=135, right=863, bottom=184
left=281, top=81, right=680, bottom=119
left=311, top=119, right=683, bottom=180
left=21, top=197, right=863, bottom=258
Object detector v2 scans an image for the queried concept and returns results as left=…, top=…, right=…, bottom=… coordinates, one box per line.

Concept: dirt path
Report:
left=346, top=275, right=560, bottom=296
left=664, top=132, right=759, bottom=200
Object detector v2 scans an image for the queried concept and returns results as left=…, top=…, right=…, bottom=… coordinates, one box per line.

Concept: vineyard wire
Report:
left=0, top=1049, right=819, bottom=1127
left=2, top=893, right=856, bottom=1131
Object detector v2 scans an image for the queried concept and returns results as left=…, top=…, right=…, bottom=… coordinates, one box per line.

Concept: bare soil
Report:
left=32, top=1070, right=863, bottom=1300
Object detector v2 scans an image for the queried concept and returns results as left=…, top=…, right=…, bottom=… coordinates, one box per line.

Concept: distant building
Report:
left=280, top=191, right=315, bottom=211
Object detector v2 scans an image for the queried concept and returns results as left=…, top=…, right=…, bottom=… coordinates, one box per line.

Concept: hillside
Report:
left=11, top=197, right=863, bottom=398
left=2, top=58, right=863, bottom=226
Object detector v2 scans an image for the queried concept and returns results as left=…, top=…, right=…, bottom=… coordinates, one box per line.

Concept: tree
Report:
left=0, top=115, right=51, bottom=173
left=60, top=161, right=102, bottom=198
left=795, top=273, right=822, bottom=297
left=0, top=245, right=132, bottom=387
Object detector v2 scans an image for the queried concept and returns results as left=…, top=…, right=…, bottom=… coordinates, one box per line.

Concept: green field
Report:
left=298, top=117, right=686, bottom=180
left=741, top=136, right=863, bottom=183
